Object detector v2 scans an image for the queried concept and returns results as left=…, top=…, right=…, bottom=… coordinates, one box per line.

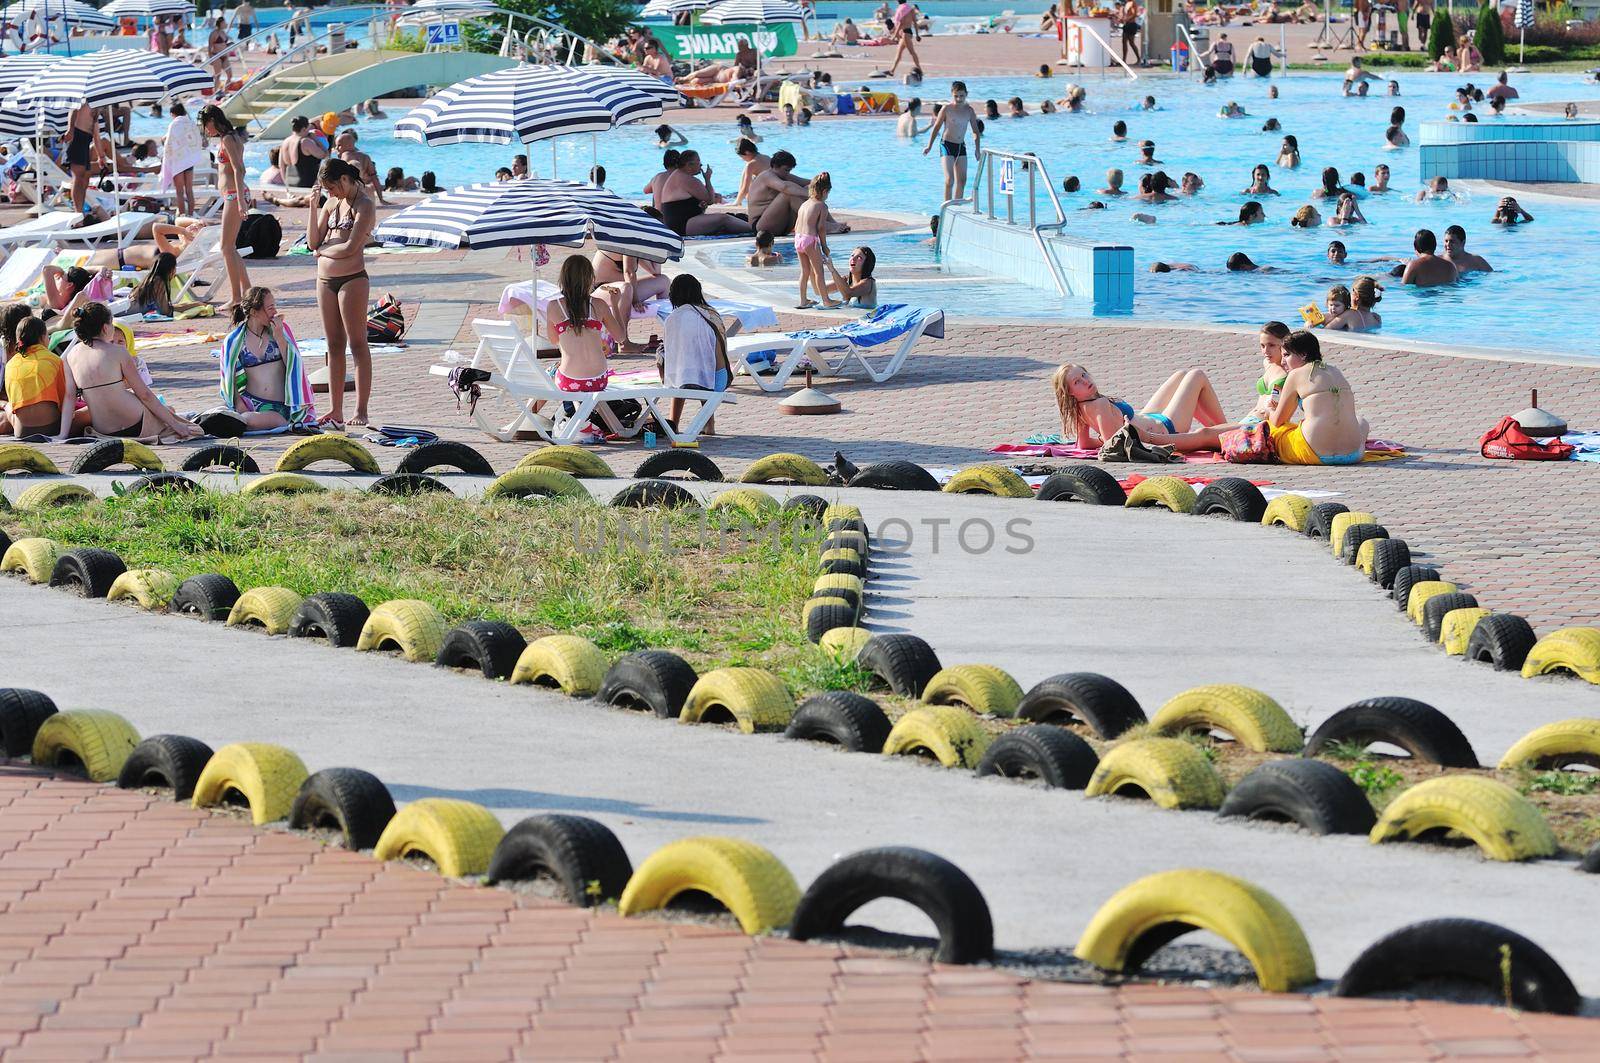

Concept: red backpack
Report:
left=1479, top=416, right=1574, bottom=461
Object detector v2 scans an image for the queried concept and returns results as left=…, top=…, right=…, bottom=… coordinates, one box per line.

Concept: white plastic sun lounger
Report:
left=0, top=246, right=54, bottom=299
left=725, top=305, right=946, bottom=392
left=0, top=210, right=82, bottom=249
left=430, top=319, right=735, bottom=446
left=55, top=211, right=159, bottom=251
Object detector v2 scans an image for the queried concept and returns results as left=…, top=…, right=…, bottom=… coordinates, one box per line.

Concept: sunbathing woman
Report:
left=1267, top=330, right=1368, bottom=464
left=219, top=285, right=314, bottom=429
left=1248, top=320, right=1290, bottom=421
left=79, top=219, right=212, bottom=273
left=1053, top=363, right=1233, bottom=451
left=56, top=302, right=200, bottom=442
left=128, top=252, right=209, bottom=317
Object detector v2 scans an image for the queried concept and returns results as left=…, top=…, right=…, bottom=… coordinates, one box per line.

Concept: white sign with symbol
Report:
left=426, top=20, right=461, bottom=45
left=996, top=158, right=1015, bottom=196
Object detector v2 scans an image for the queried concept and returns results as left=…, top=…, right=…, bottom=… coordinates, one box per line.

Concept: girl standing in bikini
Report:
left=199, top=105, right=252, bottom=309
left=307, top=158, right=375, bottom=429
left=794, top=173, right=845, bottom=309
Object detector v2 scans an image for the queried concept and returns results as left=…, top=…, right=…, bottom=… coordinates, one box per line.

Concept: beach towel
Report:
left=992, top=434, right=1408, bottom=464
left=785, top=303, right=945, bottom=345
left=218, top=320, right=315, bottom=427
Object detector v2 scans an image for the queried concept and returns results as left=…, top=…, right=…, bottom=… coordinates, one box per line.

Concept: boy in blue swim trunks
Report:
left=923, top=81, right=977, bottom=202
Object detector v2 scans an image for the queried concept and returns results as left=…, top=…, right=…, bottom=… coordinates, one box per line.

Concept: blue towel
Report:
left=785, top=304, right=945, bottom=346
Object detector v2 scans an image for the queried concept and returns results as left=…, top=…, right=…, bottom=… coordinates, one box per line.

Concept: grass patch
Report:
left=9, top=490, right=824, bottom=677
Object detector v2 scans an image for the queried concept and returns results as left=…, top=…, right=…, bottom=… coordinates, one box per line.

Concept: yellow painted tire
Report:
left=680, top=668, right=795, bottom=733
left=1370, top=776, right=1556, bottom=862
left=1085, top=737, right=1226, bottom=809
left=1329, top=511, right=1376, bottom=557
left=1124, top=476, right=1197, bottom=514
left=943, top=464, right=1032, bottom=498
left=275, top=434, right=382, bottom=474
left=1440, top=607, right=1493, bottom=655
left=0, top=442, right=59, bottom=475
left=190, top=743, right=309, bottom=825
left=106, top=569, right=182, bottom=611
left=1498, top=718, right=1600, bottom=771
left=820, top=547, right=863, bottom=567
left=618, top=836, right=801, bottom=935
left=31, top=709, right=140, bottom=782
left=243, top=471, right=328, bottom=496
left=813, top=573, right=864, bottom=597
left=707, top=487, right=781, bottom=522
left=740, top=453, right=830, bottom=486
left=882, top=706, right=992, bottom=769
left=483, top=465, right=588, bottom=502
left=14, top=482, right=94, bottom=512
left=356, top=599, right=450, bottom=662
left=1405, top=580, right=1460, bottom=624
left=1261, top=493, right=1311, bottom=532
left=821, top=503, right=863, bottom=527
left=509, top=634, right=609, bottom=696
left=1355, top=537, right=1380, bottom=576
left=819, top=627, right=872, bottom=660
left=1149, top=685, right=1303, bottom=753
left=514, top=445, right=615, bottom=479
left=226, top=587, right=305, bottom=635
left=1521, top=627, right=1600, bottom=684
left=803, top=595, right=859, bottom=624
left=1, top=537, right=60, bottom=583
left=825, top=529, right=869, bottom=555
left=920, top=664, right=1023, bottom=718
left=372, top=798, right=505, bottom=877
left=1073, top=869, right=1317, bottom=992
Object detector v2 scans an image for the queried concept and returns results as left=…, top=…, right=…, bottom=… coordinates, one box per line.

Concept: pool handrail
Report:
left=1174, top=23, right=1203, bottom=79
left=952, top=146, right=1072, bottom=297
left=1069, top=20, right=1138, bottom=82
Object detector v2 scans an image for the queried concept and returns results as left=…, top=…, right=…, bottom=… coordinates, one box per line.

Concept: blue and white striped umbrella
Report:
left=101, top=0, right=197, bottom=19
left=0, top=54, right=61, bottom=96
left=373, top=178, right=684, bottom=262
left=396, top=0, right=504, bottom=25
left=394, top=64, right=664, bottom=146
left=700, top=0, right=806, bottom=25
left=1515, top=0, right=1535, bottom=28
left=5, top=49, right=212, bottom=112
left=0, top=0, right=117, bottom=30
left=639, top=0, right=714, bottom=16
left=572, top=63, right=682, bottom=105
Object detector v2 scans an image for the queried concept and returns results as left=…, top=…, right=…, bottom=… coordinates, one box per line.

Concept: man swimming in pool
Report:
left=923, top=80, right=978, bottom=201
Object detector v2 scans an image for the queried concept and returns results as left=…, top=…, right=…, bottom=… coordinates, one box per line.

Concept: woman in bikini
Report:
left=128, top=252, right=210, bottom=318
left=56, top=302, right=200, bottom=443
left=1241, top=163, right=1279, bottom=196
left=220, top=286, right=313, bottom=430
left=542, top=255, right=647, bottom=445
left=1246, top=320, right=1290, bottom=422
left=1323, top=276, right=1382, bottom=332
left=1053, top=363, right=1233, bottom=451
left=1267, top=330, right=1368, bottom=464
left=307, top=157, right=375, bottom=428
left=198, top=105, right=252, bottom=308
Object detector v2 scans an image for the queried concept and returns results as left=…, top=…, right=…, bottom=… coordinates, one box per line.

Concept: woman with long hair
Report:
left=661, top=273, right=729, bottom=437
left=198, top=104, right=252, bottom=307
left=829, top=245, right=877, bottom=307
left=307, top=157, right=375, bottom=428
left=1267, top=330, right=1369, bottom=464
left=219, top=285, right=314, bottom=429
left=129, top=252, right=209, bottom=317
left=56, top=302, right=200, bottom=442
left=1053, top=363, right=1231, bottom=451
left=543, top=255, right=646, bottom=444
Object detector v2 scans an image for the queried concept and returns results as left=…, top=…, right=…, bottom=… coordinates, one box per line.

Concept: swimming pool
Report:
left=246, top=70, right=1600, bottom=358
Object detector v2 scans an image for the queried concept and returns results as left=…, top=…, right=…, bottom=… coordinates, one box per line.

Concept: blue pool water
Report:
left=245, top=70, right=1600, bottom=357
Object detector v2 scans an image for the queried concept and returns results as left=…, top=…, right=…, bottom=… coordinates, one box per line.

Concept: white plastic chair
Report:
left=724, top=307, right=946, bottom=392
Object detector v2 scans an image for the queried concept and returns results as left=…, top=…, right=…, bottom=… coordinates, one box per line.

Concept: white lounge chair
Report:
left=169, top=227, right=225, bottom=304
left=0, top=246, right=54, bottom=300
left=429, top=319, right=735, bottom=446
left=0, top=211, right=81, bottom=250
left=724, top=305, right=946, bottom=392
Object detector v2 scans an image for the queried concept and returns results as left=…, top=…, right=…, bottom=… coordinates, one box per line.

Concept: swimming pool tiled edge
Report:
left=1420, top=119, right=1600, bottom=184
left=937, top=207, right=1135, bottom=311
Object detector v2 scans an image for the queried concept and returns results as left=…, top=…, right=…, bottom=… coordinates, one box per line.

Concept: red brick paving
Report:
left=0, top=764, right=1595, bottom=1061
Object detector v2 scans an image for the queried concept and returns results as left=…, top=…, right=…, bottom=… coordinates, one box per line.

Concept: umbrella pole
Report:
left=590, top=134, right=597, bottom=184
left=551, top=140, right=557, bottom=179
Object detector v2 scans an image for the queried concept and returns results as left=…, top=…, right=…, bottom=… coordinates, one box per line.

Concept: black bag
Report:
left=235, top=212, right=283, bottom=258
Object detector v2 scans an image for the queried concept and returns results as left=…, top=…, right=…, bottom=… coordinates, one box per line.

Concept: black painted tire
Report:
left=805, top=599, right=859, bottom=644
left=790, top=847, right=994, bottom=964
left=1335, top=919, right=1579, bottom=1015
left=369, top=472, right=449, bottom=496
left=435, top=620, right=527, bottom=679
left=848, top=460, right=940, bottom=492
left=116, top=735, right=215, bottom=800
left=1340, top=523, right=1388, bottom=564
left=1304, top=696, right=1478, bottom=767
left=1391, top=565, right=1440, bottom=612
left=1036, top=463, right=1125, bottom=505
left=611, top=479, right=699, bottom=509
left=288, top=768, right=397, bottom=851
left=596, top=650, right=698, bottom=719
left=168, top=573, right=240, bottom=621
left=785, top=692, right=893, bottom=752
left=782, top=494, right=828, bottom=519
left=0, top=688, right=58, bottom=757
left=1192, top=477, right=1267, bottom=522
left=0, top=527, right=10, bottom=555
left=287, top=592, right=371, bottom=648
left=71, top=439, right=145, bottom=474
left=635, top=450, right=724, bottom=482
left=1016, top=673, right=1145, bottom=739
left=1421, top=592, right=1480, bottom=642
left=856, top=634, right=942, bottom=698
left=181, top=444, right=259, bottom=474
left=485, top=814, right=633, bottom=906
left=48, top=548, right=127, bottom=598
left=1465, top=614, right=1537, bottom=672
left=812, top=586, right=860, bottom=610
left=1580, top=841, right=1600, bottom=874
left=976, top=725, right=1099, bottom=789
left=1369, top=538, right=1412, bottom=589
left=396, top=440, right=495, bottom=477
left=125, top=472, right=200, bottom=496
left=820, top=555, right=865, bottom=577
left=1304, top=502, right=1350, bottom=539
left=1218, top=759, right=1375, bottom=835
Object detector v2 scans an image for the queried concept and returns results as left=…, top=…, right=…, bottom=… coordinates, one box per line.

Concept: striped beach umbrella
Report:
left=0, top=0, right=117, bottom=31
left=394, top=64, right=664, bottom=146
left=6, top=49, right=211, bottom=111
left=700, top=0, right=807, bottom=25
left=1514, top=0, right=1535, bottom=27
left=101, top=0, right=196, bottom=18
left=373, top=178, right=684, bottom=262
left=0, top=53, right=60, bottom=96
left=396, top=0, right=504, bottom=24
left=639, top=0, right=714, bottom=16
left=572, top=63, right=682, bottom=105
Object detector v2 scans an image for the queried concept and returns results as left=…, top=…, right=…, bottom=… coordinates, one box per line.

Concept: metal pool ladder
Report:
left=949, top=147, right=1071, bottom=297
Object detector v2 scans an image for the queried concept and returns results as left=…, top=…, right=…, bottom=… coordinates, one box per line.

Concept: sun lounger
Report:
left=0, top=246, right=56, bottom=297
left=0, top=211, right=81, bottom=249
left=429, top=319, right=736, bottom=446
left=724, top=304, right=946, bottom=391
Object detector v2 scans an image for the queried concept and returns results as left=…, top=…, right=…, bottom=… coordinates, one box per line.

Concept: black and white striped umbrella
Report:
left=5, top=48, right=212, bottom=112
left=101, top=0, right=197, bottom=19
left=639, top=0, right=713, bottom=16
left=572, top=63, right=682, bottom=105
left=396, top=0, right=503, bottom=24
left=700, top=0, right=806, bottom=25
left=0, top=54, right=61, bottom=96
left=373, top=178, right=684, bottom=262
left=1514, top=0, right=1535, bottom=28
left=394, top=64, right=664, bottom=146
left=0, top=0, right=117, bottom=30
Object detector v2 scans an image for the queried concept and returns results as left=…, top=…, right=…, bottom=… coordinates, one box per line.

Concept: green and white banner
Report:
left=652, top=22, right=798, bottom=60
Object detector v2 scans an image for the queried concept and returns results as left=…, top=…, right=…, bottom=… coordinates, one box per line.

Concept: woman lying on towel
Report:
left=1266, top=330, right=1369, bottom=464
left=1053, top=364, right=1235, bottom=451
